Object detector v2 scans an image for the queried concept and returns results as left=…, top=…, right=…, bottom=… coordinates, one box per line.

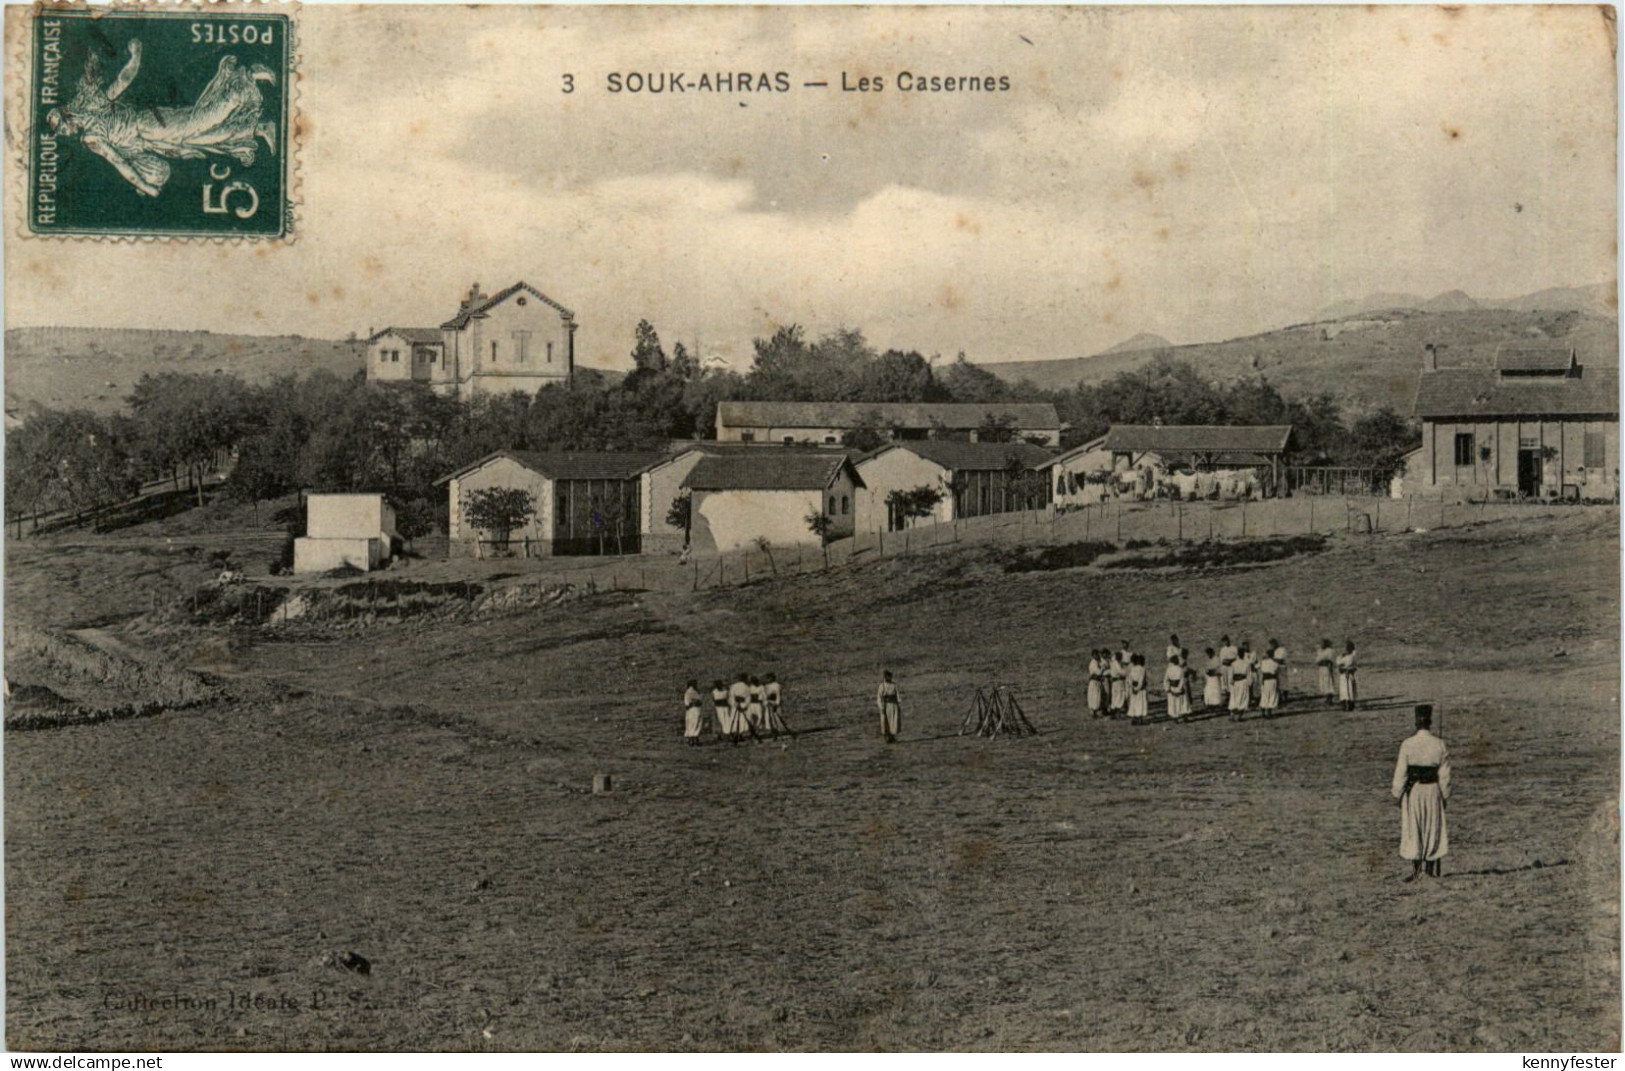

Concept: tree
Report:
left=626, top=319, right=668, bottom=388
left=805, top=509, right=835, bottom=567
left=393, top=496, right=439, bottom=551
left=885, top=484, right=945, bottom=529
left=223, top=434, right=293, bottom=524
left=666, top=493, right=692, bottom=542
left=841, top=408, right=892, bottom=453
left=462, top=487, right=535, bottom=552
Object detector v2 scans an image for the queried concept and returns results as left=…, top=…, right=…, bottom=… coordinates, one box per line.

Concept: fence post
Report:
left=1241, top=502, right=1247, bottom=536
left=1309, top=497, right=1315, bottom=533
left=1116, top=503, right=1122, bottom=542
left=1176, top=504, right=1183, bottom=543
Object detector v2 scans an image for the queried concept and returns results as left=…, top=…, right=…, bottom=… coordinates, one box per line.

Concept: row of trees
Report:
left=5, top=318, right=1420, bottom=537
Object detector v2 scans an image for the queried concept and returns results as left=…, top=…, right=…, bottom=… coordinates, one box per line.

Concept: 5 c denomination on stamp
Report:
left=27, top=6, right=293, bottom=239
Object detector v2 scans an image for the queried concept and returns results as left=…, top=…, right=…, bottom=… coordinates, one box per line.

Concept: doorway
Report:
left=1517, top=449, right=1542, bottom=498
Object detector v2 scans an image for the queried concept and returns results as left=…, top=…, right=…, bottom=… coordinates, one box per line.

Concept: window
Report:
left=824, top=436, right=836, bottom=444
left=391, top=350, right=400, bottom=363
left=1453, top=432, right=1475, bottom=467
left=829, top=496, right=837, bottom=515
left=1585, top=430, right=1606, bottom=469
left=490, top=341, right=499, bottom=363
left=517, top=296, right=528, bottom=307
left=513, top=330, right=531, bottom=364
left=783, top=436, right=795, bottom=445
left=378, top=350, right=387, bottom=363
left=740, top=432, right=755, bottom=443
left=841, top=495, right=849, bottom=515
left=427, top=351, right=436, bottom=364
left=1056, top=475, right=1066, bottom=496
left=546, top=341, right=554, bottom=364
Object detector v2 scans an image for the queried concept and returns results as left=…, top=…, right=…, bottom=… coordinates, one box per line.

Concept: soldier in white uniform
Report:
left=1315, top=639, right=1336, bottom=706
left=1257, top=654, right=1281, bottom=717
left=1086, top=650, right=1105, bottom=718
left=1127, top=654, right=1149, bottom=720
left=1391, top=704, right=1452, bottom=881
left=1336, top=641, right=1359, bottom=711
left=1217, top=635, right=1238, bottom=701
left=683, top=680, right=704, bottom=745
left=1163, top=654, right=1189, bottom=720
left=710, top=680, right=731, bottom=740
left=876, top=670, right=902, bottom=743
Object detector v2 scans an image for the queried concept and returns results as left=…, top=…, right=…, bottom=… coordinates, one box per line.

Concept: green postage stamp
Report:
left=25, top=6, right=293, bottom=239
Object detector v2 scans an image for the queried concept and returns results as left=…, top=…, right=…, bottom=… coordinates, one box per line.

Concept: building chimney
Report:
left=1423, top=344, right=1438, bottom=373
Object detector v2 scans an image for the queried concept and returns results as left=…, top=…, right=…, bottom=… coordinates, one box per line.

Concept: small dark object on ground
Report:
left=336, top=951, right=371, bottom=975
left=1102, top=534, right=1328, bottom=571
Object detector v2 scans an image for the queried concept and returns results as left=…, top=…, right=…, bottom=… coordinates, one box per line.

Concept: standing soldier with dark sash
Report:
left=1337, top=641, right=1359, bottom=711
left=710, top=680, right=731, bottom=741
left=1316, top=639, right=1336, bottom=707
left=1218, top=635, right=1238, bottom=702
left=1086, top=650, right=1105, bottom=718
left=1391, top=704, right=1451, bottom=880
left=1270, top=638, right=1288, bottom=702
left=876, top=670, right=902, bottom=744
left=1108, top=651, right=1128, bottom=717
left=1257, top=652, right=1281, bottom=718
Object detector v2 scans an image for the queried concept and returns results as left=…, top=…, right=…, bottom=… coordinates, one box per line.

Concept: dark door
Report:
left=1517, top=449, right=1542, bottom=498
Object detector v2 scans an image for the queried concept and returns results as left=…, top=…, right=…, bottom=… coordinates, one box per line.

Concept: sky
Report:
left=5, top=4, right=1617, bottom=371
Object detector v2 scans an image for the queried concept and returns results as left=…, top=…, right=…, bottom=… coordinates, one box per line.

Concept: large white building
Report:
left=365, top=281, right=577, bottom=400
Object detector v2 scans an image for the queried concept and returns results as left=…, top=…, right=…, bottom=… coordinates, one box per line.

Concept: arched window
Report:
left=841, top=495, right=850, bottom=515
left=828, top=496, right=837, bottom=515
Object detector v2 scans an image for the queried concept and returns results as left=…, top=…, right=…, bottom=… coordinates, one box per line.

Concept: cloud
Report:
left=5, top=5, right=1614, bottom=369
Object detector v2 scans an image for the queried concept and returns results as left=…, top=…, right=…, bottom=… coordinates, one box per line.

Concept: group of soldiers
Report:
left=1085, top=635, right=1361, bottom=721
left=682, top=673, right=792, bottom=745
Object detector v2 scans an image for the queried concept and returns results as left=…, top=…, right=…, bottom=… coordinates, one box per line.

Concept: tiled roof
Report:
left=1496, top=344, right=1577, bottom=373
left=866, top=440, right=1058, bottom=472
left=1045, top=436, right=1109, bottom=466
left=440, top=282, right=575, bottom=331
left=681, top=453, right=864, bottom=492
left=1101, top=425, right=1295, bottom=454
left=1413, top=368, right=1619, bottom=418
left=435, top=450, right=660, bottom=486
left=715, top=400, right=1061, bottom=430
left=368, top=326, right=443, bottom=345
left=639, top=441, right=862, bottom=475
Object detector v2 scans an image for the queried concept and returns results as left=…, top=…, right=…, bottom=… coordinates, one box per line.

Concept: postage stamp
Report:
left=25, top=6, right=292, bottom=239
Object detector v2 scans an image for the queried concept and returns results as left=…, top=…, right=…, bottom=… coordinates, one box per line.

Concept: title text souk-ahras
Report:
left=602, top=70, right=1012, bottom=93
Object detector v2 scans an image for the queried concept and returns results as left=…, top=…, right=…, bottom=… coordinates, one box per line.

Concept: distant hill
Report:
left=1098, top=332, right=1173, bottom=356
left=1317, top=282, right=1614, bottom=321
left=977, top=308, right=1620, bottom=412
left=5, top=327, right=365, bottom=417
left=1420, top=289, right=1479, bottom=313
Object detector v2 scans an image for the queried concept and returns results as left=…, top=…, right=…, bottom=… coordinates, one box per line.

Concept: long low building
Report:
left=1409, top=344, right=1618, bottom=499
left=855, top=440, right=1056, bottom=533
left=437, top=450, right=661, bottom=556
left=715, top=400, right=1063, bottom=446
left=680, top=453, right=864, bottom=553
left=639, top=442, right=857, bottom=553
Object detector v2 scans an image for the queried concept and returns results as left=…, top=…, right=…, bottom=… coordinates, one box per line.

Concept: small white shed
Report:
left=293, top=493, right=399, bottom=574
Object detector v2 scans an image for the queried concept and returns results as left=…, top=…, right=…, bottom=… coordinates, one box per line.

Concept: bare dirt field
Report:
left=5, top=508, right=1619, bottom=1051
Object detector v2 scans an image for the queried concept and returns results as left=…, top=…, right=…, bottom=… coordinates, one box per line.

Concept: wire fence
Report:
left=283, top=493, right=1615, bottom=600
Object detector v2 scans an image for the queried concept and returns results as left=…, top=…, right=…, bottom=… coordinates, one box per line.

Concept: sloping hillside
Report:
left=978, top=308, right=1620, bottom=412
left=5, top=328, right=364, bottom=416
